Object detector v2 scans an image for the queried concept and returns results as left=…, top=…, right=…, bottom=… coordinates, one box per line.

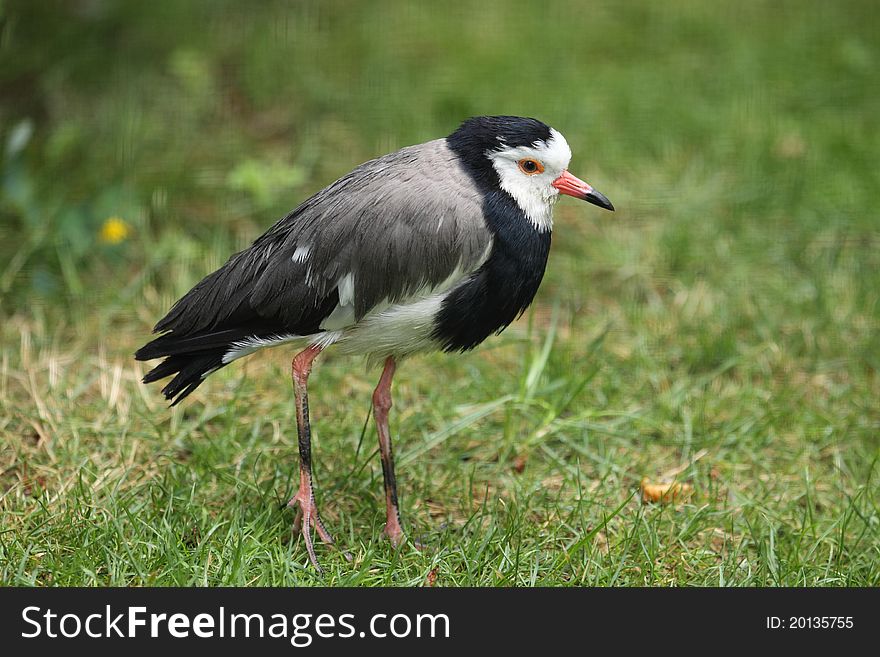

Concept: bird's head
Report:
left=447, top=116, right=613, bottom=231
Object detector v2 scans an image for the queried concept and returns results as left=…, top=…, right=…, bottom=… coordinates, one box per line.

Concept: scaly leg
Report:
left=286, top=344, right=348, bottom=571
left=373, top=356, right=408, bottom=547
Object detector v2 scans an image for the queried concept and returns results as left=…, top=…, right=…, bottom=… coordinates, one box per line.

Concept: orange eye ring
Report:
left=517, top=158, right=544, bottom=175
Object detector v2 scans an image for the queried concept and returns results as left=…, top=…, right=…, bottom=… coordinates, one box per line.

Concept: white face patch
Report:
left=486, top=128, right=572, bottom=232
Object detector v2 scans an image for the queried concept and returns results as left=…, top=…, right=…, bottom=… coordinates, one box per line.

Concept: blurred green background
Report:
left=1, top=0, right=878, bottom=585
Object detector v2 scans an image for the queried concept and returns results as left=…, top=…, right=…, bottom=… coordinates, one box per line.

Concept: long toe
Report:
left=288, top=492, right=350, bottom=567
left=313, top=513, right=353, bottom=562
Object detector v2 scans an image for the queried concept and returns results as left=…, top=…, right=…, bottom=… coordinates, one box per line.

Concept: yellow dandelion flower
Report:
left=99, top=216, right=130, bottom=244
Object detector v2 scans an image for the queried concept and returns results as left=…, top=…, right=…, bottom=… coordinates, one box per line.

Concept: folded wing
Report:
left=135, top=139, right=492, bottom=403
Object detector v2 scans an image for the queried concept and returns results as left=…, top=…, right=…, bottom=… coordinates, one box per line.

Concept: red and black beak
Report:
left=552, top=170, right=614, bottom=211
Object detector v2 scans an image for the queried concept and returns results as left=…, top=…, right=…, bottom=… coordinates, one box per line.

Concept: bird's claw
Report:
left=287, top=492, right=352, bottom=570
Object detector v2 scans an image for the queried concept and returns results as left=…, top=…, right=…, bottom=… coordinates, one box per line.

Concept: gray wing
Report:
left=153, top=139, right=491, bottom=337
left=249, top=138, right=491, bottom=322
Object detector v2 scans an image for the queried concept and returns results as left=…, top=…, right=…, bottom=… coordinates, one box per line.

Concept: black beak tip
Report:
left=586, top=190, right=614, bottom=212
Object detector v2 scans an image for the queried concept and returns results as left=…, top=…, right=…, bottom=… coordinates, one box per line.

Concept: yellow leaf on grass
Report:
left=640, top=478, right=693, bottom=504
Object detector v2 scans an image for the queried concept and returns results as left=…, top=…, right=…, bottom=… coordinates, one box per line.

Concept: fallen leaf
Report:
left=640, top=478, right=693, bottom=504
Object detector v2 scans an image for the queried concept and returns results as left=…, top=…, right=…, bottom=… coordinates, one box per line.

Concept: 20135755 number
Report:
left=766, top=616, right=853, bottom=630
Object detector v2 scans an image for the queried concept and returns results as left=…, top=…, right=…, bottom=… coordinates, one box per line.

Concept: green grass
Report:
left=1, top=0, right=878, bottom=586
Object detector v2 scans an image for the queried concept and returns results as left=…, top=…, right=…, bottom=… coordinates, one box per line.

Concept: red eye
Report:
left=517, top=158, right=544, bottom=175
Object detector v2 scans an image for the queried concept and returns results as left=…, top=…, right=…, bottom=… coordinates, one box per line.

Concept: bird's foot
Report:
left=383, top=519, right=406, bottom=549
left=383, top=515, right=425, bottom=551
left=288, top=491, right=352, bottom=571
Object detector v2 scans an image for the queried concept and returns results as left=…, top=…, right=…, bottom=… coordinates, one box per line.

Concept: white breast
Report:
left=333, top=242, right=491, bottom=361
left=332, top=291, right=448, bottom=361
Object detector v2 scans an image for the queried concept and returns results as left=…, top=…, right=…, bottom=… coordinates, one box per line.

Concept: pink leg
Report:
left=373, top=356, right=408, bottom=547
left=286, top=344, right=350, bottom=572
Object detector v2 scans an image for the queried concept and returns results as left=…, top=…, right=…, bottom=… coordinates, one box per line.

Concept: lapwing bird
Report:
left=135, top=116, right=614, bottom=571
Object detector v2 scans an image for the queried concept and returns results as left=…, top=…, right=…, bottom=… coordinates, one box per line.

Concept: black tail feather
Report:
left=136, top=326, right=257, bottom=405
left=139, top=349, right=227, bottom=406
left=135, top=328, right=249, bottom=361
